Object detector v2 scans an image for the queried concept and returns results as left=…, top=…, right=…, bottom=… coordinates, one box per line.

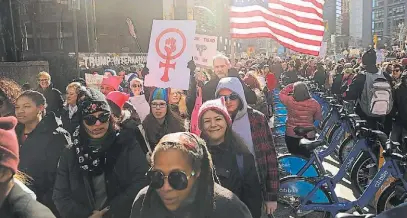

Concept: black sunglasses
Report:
left=147, top=169, right=196, bottom=190
left=218, top=93, right=239, bottom=101
left=393, top=69, right=401, bottom=72
left=132, top=84, right=142, bottom=88
left=83, top=112, right=110, bottom=125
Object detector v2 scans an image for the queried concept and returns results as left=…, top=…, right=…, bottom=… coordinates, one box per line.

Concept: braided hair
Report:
left=140, top=132, right=216, bottom=218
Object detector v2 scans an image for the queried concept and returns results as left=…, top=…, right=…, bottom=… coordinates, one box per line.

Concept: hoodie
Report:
left=215, top=78, right=255, bottom=158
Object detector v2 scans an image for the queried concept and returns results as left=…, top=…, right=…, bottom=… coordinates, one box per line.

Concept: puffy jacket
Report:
left=279, top=84, right=322, bottom=138
left=16, top=113, right=69, bottom=216
left=52, top=127, right=149, bottom=218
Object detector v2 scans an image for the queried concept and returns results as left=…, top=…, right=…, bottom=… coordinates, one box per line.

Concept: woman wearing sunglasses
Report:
left=0, top=77, right=22, bottom=117
left=142, top=88, right=186, bottom=153
left=53, top=88, right=149, bottom=218
left=130, top=132, right=253, bottom=218
left=14, top=90, right=70, bottom=216
left=198, top=99, right=262, bottom=218
left=129, top=78, right=150, bottom=122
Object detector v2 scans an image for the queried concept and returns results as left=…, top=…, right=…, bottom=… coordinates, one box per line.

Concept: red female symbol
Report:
left=155, top=28, right=186, bottom=82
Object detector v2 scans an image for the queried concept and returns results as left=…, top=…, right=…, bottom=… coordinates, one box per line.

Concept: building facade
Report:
left=372, top=0, right=407, bottom=47
left=349, top=0, right=373, bottom=48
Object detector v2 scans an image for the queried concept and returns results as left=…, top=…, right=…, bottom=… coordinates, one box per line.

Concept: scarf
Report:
left=68, top=105, right=78, bottom=119
left=142, top=112, right=185, bottom=151
left=72, top=125, right=116, bottom=176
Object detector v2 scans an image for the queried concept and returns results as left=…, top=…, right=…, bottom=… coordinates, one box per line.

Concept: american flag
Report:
left=230, top=0, right=325, bottom=56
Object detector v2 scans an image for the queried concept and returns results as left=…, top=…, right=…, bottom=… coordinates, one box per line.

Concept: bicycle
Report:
left=275, top=128, right=403, bottom=218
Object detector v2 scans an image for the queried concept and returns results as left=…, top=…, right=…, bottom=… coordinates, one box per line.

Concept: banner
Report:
left=193, top=34, right=217, bottom=67
left=145, top=20, right=196, bottom=90
left=85, top=73, right=105, bottom=90
left=73, top=53, right=147, bottom=69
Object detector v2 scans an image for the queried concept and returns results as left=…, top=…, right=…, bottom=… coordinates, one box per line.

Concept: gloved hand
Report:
left=141, top=62, right=149, bottom=77
left=187, top=59, right=196, bottom=72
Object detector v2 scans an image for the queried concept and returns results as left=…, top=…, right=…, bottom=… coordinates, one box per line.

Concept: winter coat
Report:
left=130, top=184, right=253, bottom=218
left=279, top=84, right=322, bottom=138
left=0, top=180, right=56, bottom=218
left=36, top=85, right=64, bottom=117
left=52, top=128, right=149, bottom=218
left=186, top=69, right=257, bottom=115
left=15, top=113, right=69, bottom=216
left=393, top=83, right=407, bottom=129
left=61, top=106, right=80, bottom=135
left=209, top=142, right=262, bottom=218
left=282, top=70, right=299, bottom=86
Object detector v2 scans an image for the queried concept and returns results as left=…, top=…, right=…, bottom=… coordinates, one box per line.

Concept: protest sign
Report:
left=145, top=20, right=196, bottom=90
left=73, top=53, right=147, bottom=69
left=318, top=42, right=327, bottom=58
left=85, top=73, right=105, bottom=90
left=193, top=34, right=217, bottom=67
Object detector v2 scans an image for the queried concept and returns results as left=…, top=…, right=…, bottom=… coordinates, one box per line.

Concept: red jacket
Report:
left=266, top=73, right=278, bottom=90
left=279, top=84, right=322, bottom=138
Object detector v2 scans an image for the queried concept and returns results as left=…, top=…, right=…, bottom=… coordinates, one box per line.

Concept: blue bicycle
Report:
left=275, top=128, right=403, bottom=218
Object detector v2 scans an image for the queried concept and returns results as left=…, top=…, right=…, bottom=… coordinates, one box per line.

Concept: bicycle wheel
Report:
left=278, top=154, right=320, bottom=178
left=276, top=176, right=331, bottom=218
left=338, top=136, right=355, bottom=164
left=376, top=180, right=407, bottom=214
left=350, top=153, right=377, bottom=197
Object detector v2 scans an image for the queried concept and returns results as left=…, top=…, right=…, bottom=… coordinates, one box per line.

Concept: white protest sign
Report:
left=193, top=34, right=217, bottom=67
left=376, top=49, right=384, bottom=64
left=145, top=20, right=196, bottom=90
left=85, top=73, right=105, bottom=90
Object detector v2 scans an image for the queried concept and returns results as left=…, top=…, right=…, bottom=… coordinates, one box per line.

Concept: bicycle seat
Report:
left=335, top=213, right=375, bottom=218
left=294, top=126, right=316, bottom=137
left=299, top=139, right=325, bottom=151
left=370, top=130, right=388, bottom=146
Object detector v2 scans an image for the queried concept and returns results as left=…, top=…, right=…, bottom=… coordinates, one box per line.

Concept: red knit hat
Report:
left=101, top=76, right=121, bottom=91
left=198, top=98, right=232, bottom=129
left=106, top=91, right=130, bottom=117
left=0, top=116, right=19, bottom=174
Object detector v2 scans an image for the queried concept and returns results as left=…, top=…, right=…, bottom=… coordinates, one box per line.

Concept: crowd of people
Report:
left=0, top=49, right=407, bottom=218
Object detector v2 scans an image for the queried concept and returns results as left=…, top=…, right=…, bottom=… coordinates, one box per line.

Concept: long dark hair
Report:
left=140, top=132, right=215, bottom=218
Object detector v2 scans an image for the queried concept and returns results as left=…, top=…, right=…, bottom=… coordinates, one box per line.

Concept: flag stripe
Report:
left=273, top=0, right=323, bottom=17
left=230, top=0, right=325, bottom=56
left=230, top=21, right=323, bottom=44
left=230, top=6, right=324, bottom=27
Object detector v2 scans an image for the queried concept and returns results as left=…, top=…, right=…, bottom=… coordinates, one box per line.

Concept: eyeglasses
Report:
left=393, top=69, right=401, bottom=72
left=218, top=93, right=239, bottom=102
left=132, top=84, right=142, bottom=88
left=151, top=102, right=167, bottom=109
left=147, top=169, right=196, bottom=190
left=83, top=112, right=110, bottom=125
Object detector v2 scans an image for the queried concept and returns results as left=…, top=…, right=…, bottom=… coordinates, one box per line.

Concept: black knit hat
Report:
left=78, top=88, right=111, bottom=117
left=362, top=49, right=376, bottom=67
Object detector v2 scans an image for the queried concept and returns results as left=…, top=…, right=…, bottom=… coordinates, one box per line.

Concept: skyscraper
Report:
left=350, top=0, right=373, bottom=47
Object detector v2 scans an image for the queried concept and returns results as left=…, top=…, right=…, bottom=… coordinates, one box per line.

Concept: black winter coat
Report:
left=16, top=113, right=69, bottom=216
left=61, top=107, right=80, bottom=135
left=393, top=84, right=407, bottom=129
left=130, top=184, right=253, bottom=218
left=52, top=128, right=149, bottom=218
left=209, top=143, right=262, bottom=218
left=36, top=85, right=64, bottom=117
left=0, top=181, right=56, bottom=218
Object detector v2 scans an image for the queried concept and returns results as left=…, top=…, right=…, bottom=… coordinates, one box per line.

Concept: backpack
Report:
left=359, top=70, right=393, bottom=117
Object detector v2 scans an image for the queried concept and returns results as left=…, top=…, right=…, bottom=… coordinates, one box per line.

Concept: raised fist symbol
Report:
left=165, top=37, right=177, bottom=54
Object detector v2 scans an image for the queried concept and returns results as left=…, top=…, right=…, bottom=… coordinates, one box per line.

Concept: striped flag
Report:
left=230, top=0, right=325, bottom=56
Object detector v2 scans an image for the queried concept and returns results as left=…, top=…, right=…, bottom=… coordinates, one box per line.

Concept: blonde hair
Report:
left=37, top=71, right=51, bottom=80
left=66, top=82, right=82, bottom=93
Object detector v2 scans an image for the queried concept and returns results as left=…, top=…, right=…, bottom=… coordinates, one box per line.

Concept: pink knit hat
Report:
left=101, top=76, right=121, bottom=91
left=198, top=98, right=232, bottom=129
